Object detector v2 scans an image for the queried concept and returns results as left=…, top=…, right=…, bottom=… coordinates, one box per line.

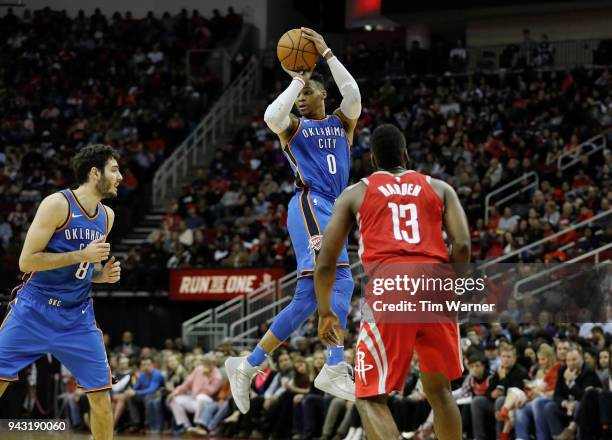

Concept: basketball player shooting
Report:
left=0, top=145, right=122, bottom=440
left=314, top=125, right=471, bottom=440
left=225, top=27, right=361, bottom=412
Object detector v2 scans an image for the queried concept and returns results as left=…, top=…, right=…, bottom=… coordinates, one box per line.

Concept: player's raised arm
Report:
left=263, top=67, right=313, bottom=147
left=301, top=27, right=361, bottom=140
left=19, top=194, right=110, bottom=273
left=314, top=183, right=363, bottom=346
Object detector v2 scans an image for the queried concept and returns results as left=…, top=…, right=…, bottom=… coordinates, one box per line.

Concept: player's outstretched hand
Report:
left=100, top=256, right=121, bottom=284
left=300, top=27, right=328, bottom=56
left=318, top=311, right=341, bottom=346
left=281, top=63, right=316, bottom=82
left=81, top=235, right=110, bottom=263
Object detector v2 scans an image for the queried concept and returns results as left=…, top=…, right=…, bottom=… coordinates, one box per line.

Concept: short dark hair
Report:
left=370, top=124, right=406, bottom=168
left=308, top=72, right=327, bottom=90
left=72, top=144, right=119, bottom=185
left=467, top=352, right=485, bottom=365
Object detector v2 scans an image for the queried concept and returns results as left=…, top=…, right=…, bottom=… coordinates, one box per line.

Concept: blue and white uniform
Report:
left=285, top=115, right=351, bottom=278
left=270, top=115, right=354, bottom=341
left=0, top=189, right=112, bottom=391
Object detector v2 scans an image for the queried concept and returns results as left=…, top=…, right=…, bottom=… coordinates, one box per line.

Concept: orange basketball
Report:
left=277, top=28, right=319, bottom=72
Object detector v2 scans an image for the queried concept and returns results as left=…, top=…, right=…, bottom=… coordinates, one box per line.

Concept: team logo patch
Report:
left=309, top=235, right=323, bottom=252
left=355, top=348, right=374, bottom=385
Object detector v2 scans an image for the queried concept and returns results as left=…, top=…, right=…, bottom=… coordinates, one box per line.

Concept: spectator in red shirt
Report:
left=555, top=220, right=580, bottom=246
left=575, top=205, right=594, bottom=223
left=572, top=169, right=591, bottom=189
left=487, top=206, right=501, bottom=232
left=161, top=202, right=183, bottom=232
left=121, top=167, right=139, bottom=193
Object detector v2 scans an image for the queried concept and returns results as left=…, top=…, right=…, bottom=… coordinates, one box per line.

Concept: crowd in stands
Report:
left=1, top=7, right=612, bottom=440
left=2, top=314, right=611, bottom=440
left=0, top=6, right=243, bottom=293
left=133, top=64, right=612, bottom=292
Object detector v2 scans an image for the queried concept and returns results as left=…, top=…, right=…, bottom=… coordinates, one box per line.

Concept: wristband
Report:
left=322, top=48, right=332, bottom=58
left=293, top=77, right=305, bottom=86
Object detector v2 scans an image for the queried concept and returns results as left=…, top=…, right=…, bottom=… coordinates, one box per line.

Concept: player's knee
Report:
left=87, top=390, right=112, bottom=415
left=356, top=394, right=387, bottom=411
left=421, top=374, right=452, bottom=405
left=355, top=397, right=370, bottom=414
left=288, top=294, right=317, bottom=322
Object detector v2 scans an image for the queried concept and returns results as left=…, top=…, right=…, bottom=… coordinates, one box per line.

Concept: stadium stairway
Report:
left=112, top=208, right=166, bottom=259
left=113, top=59, right=263, bottom=261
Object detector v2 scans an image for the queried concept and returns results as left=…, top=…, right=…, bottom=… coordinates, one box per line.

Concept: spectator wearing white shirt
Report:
left=449, top=39, right=468, bottom=71
left=485, top=159, right=503, bottom=187
left=498, top=207, right=520, bottom=232
left=544, top=201, right=560, bottom=227
left=147, top=44, right=164, bottom=64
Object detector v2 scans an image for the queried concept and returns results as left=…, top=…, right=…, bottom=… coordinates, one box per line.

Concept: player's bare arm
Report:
left=314, top=182, right=365, bottom=346
left=92, top=205, right=121, bottom=284
left=301, top=27, right=361, bottom=143
left=431, top=178, right=471, bottom=265
left=19, top=194, right=110, bottom=273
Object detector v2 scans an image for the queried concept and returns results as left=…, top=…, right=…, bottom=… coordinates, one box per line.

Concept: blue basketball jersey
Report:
left=20, top=189, right=108, bottom=304
left=283, top=115, right=350, bottom=199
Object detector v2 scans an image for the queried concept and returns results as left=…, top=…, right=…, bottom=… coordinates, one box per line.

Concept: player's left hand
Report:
left=318, top=311, right=341, bottom=346
left=100, top=256, right=121, bottom=283
left=301, top=27, right=329, bottom=56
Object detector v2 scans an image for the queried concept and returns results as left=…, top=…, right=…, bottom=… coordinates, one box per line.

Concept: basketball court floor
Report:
left=2, top=434, right=242, bottom=440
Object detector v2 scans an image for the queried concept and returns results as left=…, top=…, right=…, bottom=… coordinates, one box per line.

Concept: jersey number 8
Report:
left=388, top=202, right=421, bottom=244
left=75, top=243, right=90, bottom=279
left=75, top=262, right=90, bottom=279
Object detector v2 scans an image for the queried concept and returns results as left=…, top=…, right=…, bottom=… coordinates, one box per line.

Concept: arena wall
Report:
left=467, top=8, right=612, bottom=46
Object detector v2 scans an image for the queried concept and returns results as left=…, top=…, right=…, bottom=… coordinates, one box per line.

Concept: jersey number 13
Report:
left=387, top=202, right=421, bottom=244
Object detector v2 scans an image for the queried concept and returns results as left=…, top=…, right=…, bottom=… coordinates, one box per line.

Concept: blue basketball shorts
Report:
left=287, top=188, right=350, bottom=278
left=0, top=289, right=112, bottom=392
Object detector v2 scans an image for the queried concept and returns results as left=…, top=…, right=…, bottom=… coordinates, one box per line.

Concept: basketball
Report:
left=277, top=28, right=319, bottom=72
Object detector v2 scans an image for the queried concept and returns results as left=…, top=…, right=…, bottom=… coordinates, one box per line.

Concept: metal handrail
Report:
left=152, top=58, right=260, bottom=206
left=513, top=243, right=612, bottom=296
left=182, top=308, right=213, bottom=327
left=215, top=297, right=244, bottom=322
left=555, top=133, right=607, bottom=170
left=182, top=309, right=213, bottom=346
left=484, top=172, right=539, bottom=224
left=227, top=261, right=363, bottom=343
left=230, top=300, right=283, bottom=337
left=479, top=208, right=612, bottom=270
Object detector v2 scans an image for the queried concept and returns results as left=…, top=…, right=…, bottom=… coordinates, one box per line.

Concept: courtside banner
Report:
left=169, top=268, right=285, bottom=301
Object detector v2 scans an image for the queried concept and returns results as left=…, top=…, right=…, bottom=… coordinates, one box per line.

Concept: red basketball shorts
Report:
left=354, top=321, right=463, bottom=398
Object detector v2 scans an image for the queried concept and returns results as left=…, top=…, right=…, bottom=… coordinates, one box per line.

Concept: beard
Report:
left=96, top=174, right=116, bottom=199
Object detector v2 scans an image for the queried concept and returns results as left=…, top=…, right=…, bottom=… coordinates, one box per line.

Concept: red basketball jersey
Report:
left=357, top=170, right=449, bottom=265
